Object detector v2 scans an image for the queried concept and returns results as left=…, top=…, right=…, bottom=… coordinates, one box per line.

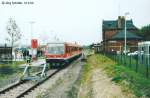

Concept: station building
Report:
left=101, top=16, right=143, bottom=53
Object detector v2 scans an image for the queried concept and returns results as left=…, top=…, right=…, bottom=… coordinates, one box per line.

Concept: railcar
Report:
left=45, top=42, right=82, bottom=67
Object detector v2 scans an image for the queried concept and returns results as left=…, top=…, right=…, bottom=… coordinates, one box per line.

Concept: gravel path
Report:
left=91, top=69, right=135, bottom=98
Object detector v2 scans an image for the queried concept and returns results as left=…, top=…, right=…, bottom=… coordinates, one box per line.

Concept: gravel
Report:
left=0, top=69, right=56, bottom=98
left=24, top=59, right=83, bottom=98
left=0, top=81, right=35, bottom=98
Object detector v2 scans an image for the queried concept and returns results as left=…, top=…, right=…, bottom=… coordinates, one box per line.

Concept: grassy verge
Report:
left=78, top=54, right=150, bottom=98
left=91, top=54, right=150, bottom=98
left=76, top=53, right=115, bottom=98
left=76, top=55, right=93, bottom=98
left=115, top=54, right=149, bottom=77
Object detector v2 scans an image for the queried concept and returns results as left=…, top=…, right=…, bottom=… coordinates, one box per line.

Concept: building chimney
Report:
left=117, top=16, right=125, bottom=28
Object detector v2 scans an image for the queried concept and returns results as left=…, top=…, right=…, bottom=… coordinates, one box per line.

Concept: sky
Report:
left=0, top=0, right=150, bottom=46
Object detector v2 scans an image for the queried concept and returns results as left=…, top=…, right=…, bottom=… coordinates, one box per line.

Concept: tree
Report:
left=140, top=24, right=150, bottom=41
left=5, top=18, right=21, bottom=59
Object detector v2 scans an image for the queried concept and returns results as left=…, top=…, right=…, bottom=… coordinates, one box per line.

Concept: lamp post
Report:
left=124, top=12, right=129, bottom=55
left=29, top=21, right=35, bottom=40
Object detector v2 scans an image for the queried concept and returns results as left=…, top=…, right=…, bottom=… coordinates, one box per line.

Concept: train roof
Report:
left=47, top=42, right=80, bottom=47
left=65, top=42, right=80, bottom=47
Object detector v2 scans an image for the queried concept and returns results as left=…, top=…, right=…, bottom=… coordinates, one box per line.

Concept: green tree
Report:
left=140, top=24, right=150, bottom=41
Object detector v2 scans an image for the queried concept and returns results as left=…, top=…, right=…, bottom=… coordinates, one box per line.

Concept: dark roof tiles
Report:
left=103, top=20, right=137, bottom=30
left=110, top=30, right=142, bottom=40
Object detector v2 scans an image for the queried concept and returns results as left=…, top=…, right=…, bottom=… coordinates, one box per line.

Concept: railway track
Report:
left=16, top=69, right=59, bottom=98
left=0, top=70, right=43, bottom=95
left=0, top=69, right=58, bottom=98
left=0, top=57, right=82, bottom=98
left=0, top=80, right=27, bottom=95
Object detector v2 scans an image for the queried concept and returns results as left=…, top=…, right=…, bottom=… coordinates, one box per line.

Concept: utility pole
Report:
left=124, top=12, right=129, bottom=55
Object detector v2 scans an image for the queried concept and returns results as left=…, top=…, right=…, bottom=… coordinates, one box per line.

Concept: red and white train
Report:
left=45, top=42, right=82, bottom=67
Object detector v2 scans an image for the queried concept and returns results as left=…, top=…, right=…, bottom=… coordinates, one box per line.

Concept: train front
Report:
left=45, top=42, right=66, bottom=64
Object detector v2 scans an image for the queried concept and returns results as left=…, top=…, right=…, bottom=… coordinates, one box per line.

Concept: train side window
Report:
left=66, top=47, right=68, bottom=53
left=67, top=47, right=70, bottom=53
left=69, top=47, right=71, bottom=53
left=70, top=47, right=72, bottom=52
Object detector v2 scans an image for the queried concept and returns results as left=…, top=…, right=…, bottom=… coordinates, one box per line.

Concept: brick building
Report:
left=102, top=16, right=143, bottom=53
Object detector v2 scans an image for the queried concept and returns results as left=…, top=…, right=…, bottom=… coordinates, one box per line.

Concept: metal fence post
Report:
left=129, top=55, right=131, bottom=68
left=124, top=55, right=126, bottom=65
left=146, top=56, right=149, bottom=78
left=120, top=54, right=122, bottom=64
left=135, top=55, right=138, bottom=72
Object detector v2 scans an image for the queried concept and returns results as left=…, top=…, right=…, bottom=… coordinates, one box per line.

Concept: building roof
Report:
left=110, top=30, right=143, bottom=40
left=102, top=19, right=137, bottom=30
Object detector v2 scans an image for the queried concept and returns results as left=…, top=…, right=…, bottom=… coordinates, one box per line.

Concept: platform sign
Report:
left=31, top=39, right=38, bottom=61
left=31, top=39, right=38, bottom=48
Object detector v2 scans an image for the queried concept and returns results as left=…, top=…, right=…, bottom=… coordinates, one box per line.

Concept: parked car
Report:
left=127, top=51, right=144, bottom=56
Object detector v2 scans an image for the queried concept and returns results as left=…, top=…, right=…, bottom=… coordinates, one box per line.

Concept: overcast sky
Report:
left=0, top=0, right=150, bottom=45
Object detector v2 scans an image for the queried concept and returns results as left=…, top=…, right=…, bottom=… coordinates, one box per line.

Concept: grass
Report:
left=77, top=54, right=114, bottom=98
left=80, top=64, right=91, bottom=84
left=0, top=61, right=25, bottom=79
left=114, top=54, right=150, bottom=77
left=93, top=54, right=150, bottom=98
left=71, top=55, right=93, bottom=98
left=105, top=64, right=150, bottom=97
left=0, top=61, right=26, bottom=88
left=78, top=54, right=150, bottom=98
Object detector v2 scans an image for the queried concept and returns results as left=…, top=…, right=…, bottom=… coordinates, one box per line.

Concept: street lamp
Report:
left=29, top=21, right=35, bottom=39
left=124, top=12, right=129, bottom=55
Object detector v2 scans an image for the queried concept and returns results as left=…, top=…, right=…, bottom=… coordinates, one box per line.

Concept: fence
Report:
left=104, top=52, right=150, bottom=78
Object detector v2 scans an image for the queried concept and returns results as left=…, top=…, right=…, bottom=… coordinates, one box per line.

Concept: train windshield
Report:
left=47, top=43, right=64, bottom=54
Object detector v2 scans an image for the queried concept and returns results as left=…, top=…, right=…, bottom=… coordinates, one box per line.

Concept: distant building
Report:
left=102, top=16, right=143, bottom=53
left=0, top=44, right=12, bottom=61
left=93, top=43, right=102, bottom=53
